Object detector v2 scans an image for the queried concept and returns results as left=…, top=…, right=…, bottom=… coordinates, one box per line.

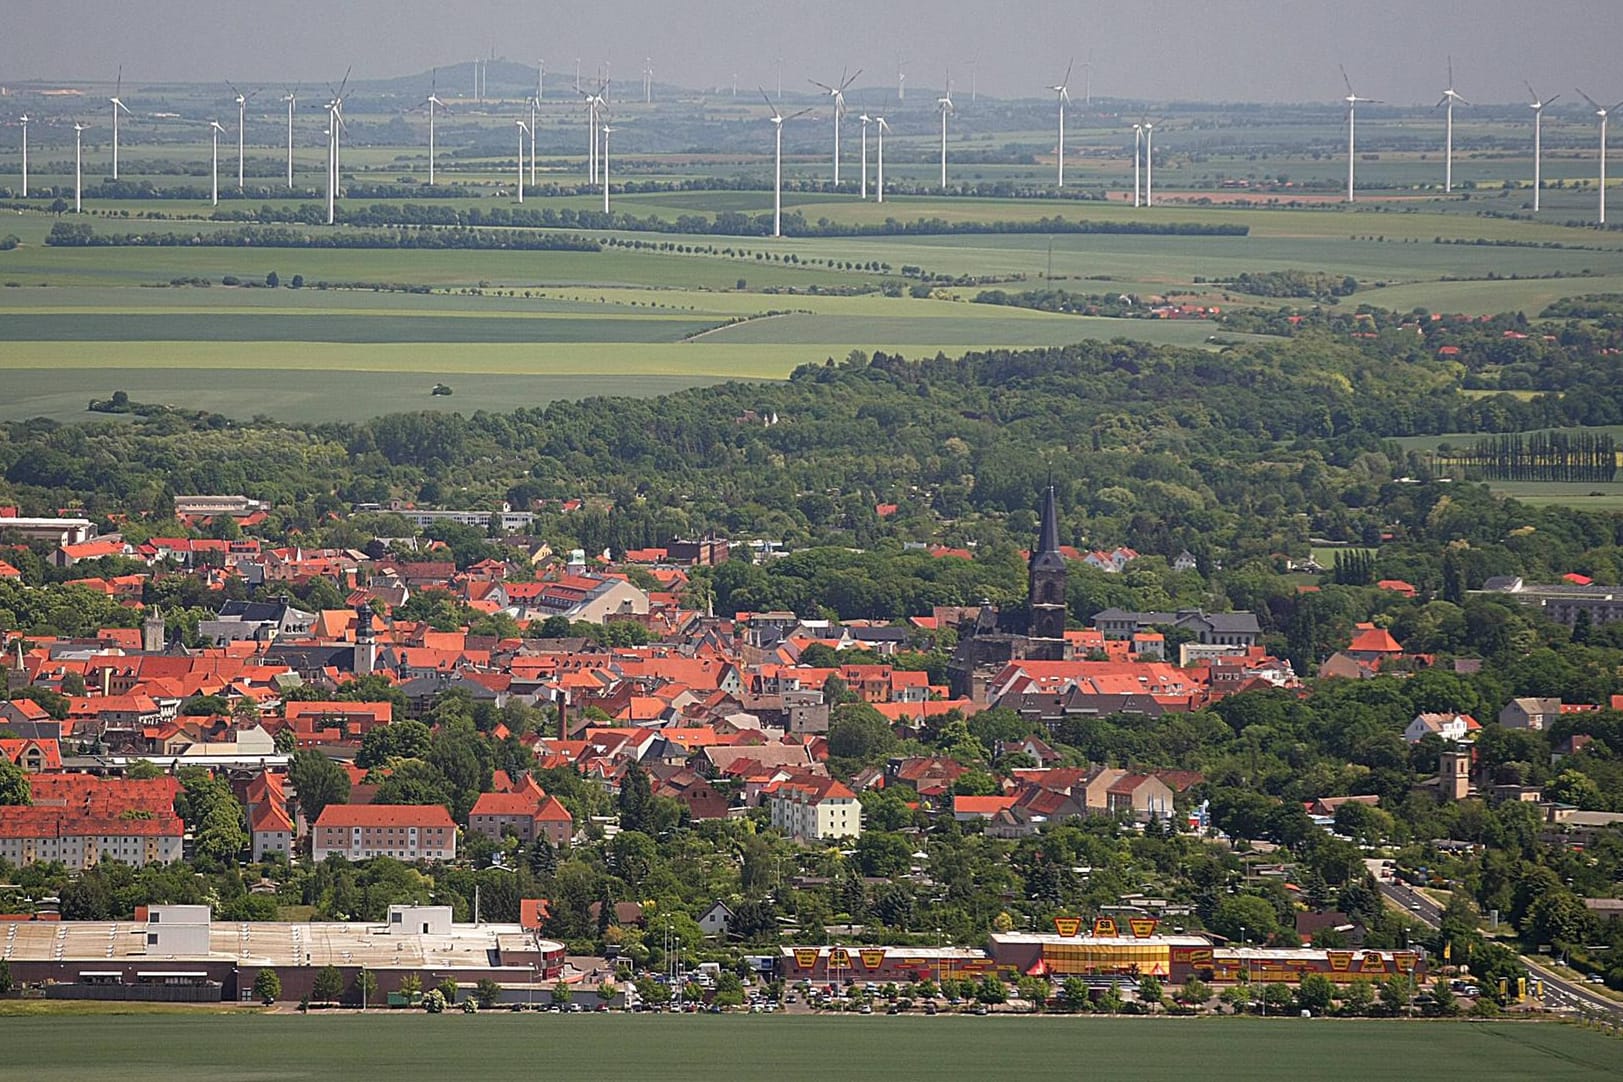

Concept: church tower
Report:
left=353, top=605, right=379, bottom=676
left=142, top=608, right=166, bottom=653
left=1028, top=486, right=1068, bottom=640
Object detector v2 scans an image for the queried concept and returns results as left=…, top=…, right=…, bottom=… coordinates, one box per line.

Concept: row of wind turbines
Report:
left=14, top=58, right=1623, bottom=229
left=1342, top=59, right=1622, bottom=223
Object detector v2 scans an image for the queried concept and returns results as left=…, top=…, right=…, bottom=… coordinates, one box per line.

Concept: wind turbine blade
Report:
left=810, top=79, right=834, bottom=93
left=1577, top=89, right=1601, bottom=110
left=759, top=87, right=778, bottom=115
left=786, top=107, right=814, bottom=121
left=1544, top=94, right=1560, bottom=108
left=1341, top=65, right=1354, bottom=96
left=842, top=69, right=863, bottom=91
left=1525, top=81, right=1539, bottom=104
left=1063, top=59, right=1074, bottom=88
left=337, top=66, right=352, bottom=100
left=1436, top=96, right=1450, bottom=109
left=1447, top=55, right=1453, bottom=89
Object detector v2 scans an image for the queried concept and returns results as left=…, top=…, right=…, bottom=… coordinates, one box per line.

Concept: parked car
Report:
left=1585, top=974, right=1606, bottom=985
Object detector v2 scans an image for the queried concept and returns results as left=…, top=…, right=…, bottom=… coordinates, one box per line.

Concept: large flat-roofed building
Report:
left=172, top=496, right=268, bottom=517
left=0, top=516, right=96, bottom=546
left=986, top=932, right=1424, bottom=985
left=0, top=904, right=565, bottom=1002
left=1477, top=579, right=1623, bottom=631
left=311, top=804, right=458, bottom=862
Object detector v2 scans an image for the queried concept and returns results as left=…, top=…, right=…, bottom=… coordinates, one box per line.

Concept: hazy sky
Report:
left=3, top=0, right=1621, bottom=106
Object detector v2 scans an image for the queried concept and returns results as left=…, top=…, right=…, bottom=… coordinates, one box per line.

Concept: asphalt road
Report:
left=1378, top=878, right=1622, bottom=1021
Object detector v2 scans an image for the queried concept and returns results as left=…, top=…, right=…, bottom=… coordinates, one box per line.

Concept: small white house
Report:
left=1404, top=712, right=1480, bottom=744
left=697, top=901, right=734, bottom=938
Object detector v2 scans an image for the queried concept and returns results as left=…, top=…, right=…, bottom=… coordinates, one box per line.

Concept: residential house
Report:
left=768, top=773, right=861, bottom=841
left=1499, top=697, right=1561, bottom=732
left=697, top=901, right=735, bottom=938
left=311, top=804, right=458, bottom=862
left=1404, top=712, right=1480, bottom=744
left=468, top=790, right=574, bottom=847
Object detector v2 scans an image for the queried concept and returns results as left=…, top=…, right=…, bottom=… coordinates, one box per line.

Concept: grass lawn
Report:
left=2, top=1014, right=1619, bottom=1082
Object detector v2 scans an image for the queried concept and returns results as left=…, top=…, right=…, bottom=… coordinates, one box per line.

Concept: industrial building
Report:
left=0, top=904, right=565, bottom=1003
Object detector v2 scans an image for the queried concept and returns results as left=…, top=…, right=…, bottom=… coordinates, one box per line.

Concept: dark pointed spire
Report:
left=1029, top=485, right=1066, bottom=574
left=1038, top=484, right=1061, bottom=556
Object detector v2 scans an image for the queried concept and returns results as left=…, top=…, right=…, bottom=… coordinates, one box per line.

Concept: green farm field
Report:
left=7, top=97, right=1623, bottom=425
left=0, top=1013, right=1618, bottom=1082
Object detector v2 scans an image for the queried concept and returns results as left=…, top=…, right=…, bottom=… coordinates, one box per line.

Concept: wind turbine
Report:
left=227, top=82, right=258, bottom=189
left=324, top=69, right=350, bottom=226
left=73, top=121, right=87, bottom=212
left=859, top=114, right=871, bottom=199
left=1144, top=119, right=1156, bottom=207
left=764, top=90, right=812, bottom=238
left=538, top=58, right=545, bottom=103
left=969, top=55, right=978, bottom=103
left=515, top=119, right=529, bottom=202
left=643, top=58, right=652, bottom=104
left=1527, top=83, right=1559, bottom=213
left=1132, top=121, right=1143, bottom=207
left=529, top=95, right=539, bottom=185
left=18, top=114, right=28, bottom=198
left=602, top=119, right=616, bottom=213
left=1052, top=60, right=1073, bottom=188
left=875, top=115, right=888, bottom=204
left=1342, top=66, right=1380, bottom=204
left=896, top=57, right=907, bottom=102
left=810, top=69, right=861, bottom=186
left=281, top=89, right=297, bottom=189
left=1437, top=57, right=1469, bottom=193
left=1082, top=54, right=1094, bottom=106
left=423, top=75, right=447, bottom=186
left=1577, top=90, right=1622, bottom=225
left=109, top=67, right=131, bottom=180
left=209, top=120, right=226, bottom=206
left=938, top=89, right=956, bottom=190
left=584, top=85, right=606, bottom=183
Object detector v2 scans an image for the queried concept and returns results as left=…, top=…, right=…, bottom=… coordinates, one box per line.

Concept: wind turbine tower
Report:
left=602, top=121, right=616, bottom=212
left=1527, top=84, right=1558, bottom=213
left=938, top=89, right=955, bottom=190
left=859, top=114, right=871, bottom=199
left=282, top=90, right=297, bottom=189
left=875, top=115, right=888, bottom=204
left=811, top=69, right=861, bottom=186
left=1052, top=61, right=1073, bottom=187
left=1144, top=120, right=1155, bottom=207
left=228, top=82, right=257, bottom=189
left=18, top=114, right=28, bottom=198
left=209, top=120, right=226, bottom=206
left=1437, top=58, right=1470, bottom=194
left=73, top=122, right=87, bottom=213
left=1577, top=91, right=1623, bottom=226
left=424, top=76, right=447, bottom=186
left=515, top=119, right=529, bottom=202
left=1342, top=66, right=1380, bottom=204
left=109, top=67, right=131, bottom=181
left=1132, top=122, right=1143, bottom=207
left=764, top=90, right=811, bottom=237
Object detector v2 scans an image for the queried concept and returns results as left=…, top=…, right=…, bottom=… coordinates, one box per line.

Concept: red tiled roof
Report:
left=313, top=804, right=454, bottom=829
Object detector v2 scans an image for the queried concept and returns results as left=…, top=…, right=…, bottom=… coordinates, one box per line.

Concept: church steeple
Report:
left=1028, top=486, right=1067, bottom=639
